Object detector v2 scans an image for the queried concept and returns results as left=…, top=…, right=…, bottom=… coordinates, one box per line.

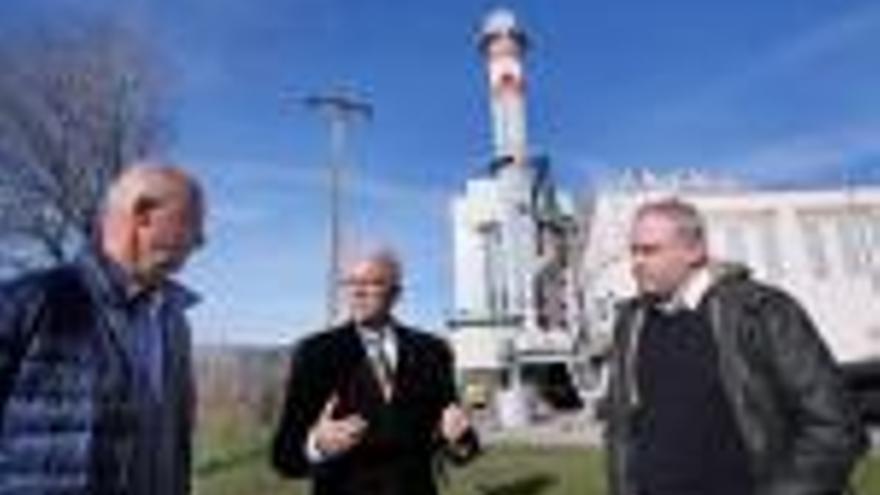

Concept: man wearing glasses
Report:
left=272, top=248, right=479, bottom=495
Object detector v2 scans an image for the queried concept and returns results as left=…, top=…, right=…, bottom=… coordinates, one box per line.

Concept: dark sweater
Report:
left=632, top=305, right=753, bottom=495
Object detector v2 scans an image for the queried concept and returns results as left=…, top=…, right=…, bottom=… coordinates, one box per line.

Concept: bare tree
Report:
left=0, top=12, right=170, bottom=275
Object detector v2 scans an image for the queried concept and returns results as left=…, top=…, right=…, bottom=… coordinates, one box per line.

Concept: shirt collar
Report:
left=77, top=247, right=200, bottom=311
left=356, top=322, right=394, bottom=342
left=657, top=265, right=712, bottom=313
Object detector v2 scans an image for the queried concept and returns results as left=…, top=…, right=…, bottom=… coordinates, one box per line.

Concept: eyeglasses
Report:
left=341, top=277, right=402, bottom=292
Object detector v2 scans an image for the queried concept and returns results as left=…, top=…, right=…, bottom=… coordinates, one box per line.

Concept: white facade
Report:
left=582, top=176, right=880, bottom=364
left=450, top=162, right=583, bottom=371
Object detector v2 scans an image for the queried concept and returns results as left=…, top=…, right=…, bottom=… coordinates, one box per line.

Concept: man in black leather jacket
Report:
left=604, top=198, right=867, bottom=495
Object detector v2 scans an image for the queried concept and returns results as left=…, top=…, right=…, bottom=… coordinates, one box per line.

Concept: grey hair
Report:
left=634, top=197, right=706, bottom=245
left=102, top=162, right=202, bottom=216
left=349, top=245, right=403, bottom=286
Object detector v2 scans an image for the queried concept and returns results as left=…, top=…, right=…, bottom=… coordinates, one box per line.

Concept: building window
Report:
left=864, top=210, right=880, bottom=293
left=723, top=223, right=749, bottom=267
left=799, top=214, right=829, bottom=279
left=864, top=210, right=880, bottom=262
left=757, top=212, right=783, bottom=278
left=835, top=212, right=871, bottom=276
left=837, top=216, right=856, bottom=274
left=478, top=222, right=505, bottom=317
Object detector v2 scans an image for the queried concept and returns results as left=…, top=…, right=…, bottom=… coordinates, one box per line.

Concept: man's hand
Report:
left=311, top=394, right=367, bottom=457
left=439, top=403, right=471, bottom=444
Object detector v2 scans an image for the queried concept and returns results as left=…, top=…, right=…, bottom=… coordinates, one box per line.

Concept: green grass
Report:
left=444, top=445, right=603, bottom=495
left=853, top=455, right=880, bottom=494
left=194, top=445, right=601, bottom=495
left=194, top=442, right=879, bottom=495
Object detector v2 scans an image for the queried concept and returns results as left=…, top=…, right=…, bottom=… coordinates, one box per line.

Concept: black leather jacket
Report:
left=604, top=266, right=868, bottom=495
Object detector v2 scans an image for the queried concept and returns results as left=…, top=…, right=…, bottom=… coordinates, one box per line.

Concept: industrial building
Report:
left=449, top=9, right=589, bottom=411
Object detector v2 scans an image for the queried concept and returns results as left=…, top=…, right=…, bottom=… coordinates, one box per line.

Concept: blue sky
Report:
left=5, top=0, right=880, bottom=344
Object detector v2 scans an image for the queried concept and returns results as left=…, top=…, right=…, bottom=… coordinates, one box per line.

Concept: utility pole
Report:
left=302, top=90, right=372, bottom=324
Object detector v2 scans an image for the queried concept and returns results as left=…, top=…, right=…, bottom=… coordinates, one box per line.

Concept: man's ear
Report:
left=388, top=283, right=402, bottom=302
left=686, top=242, right=708, bottom=267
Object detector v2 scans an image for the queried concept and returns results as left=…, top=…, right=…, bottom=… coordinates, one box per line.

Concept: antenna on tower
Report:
left=290, top=88, right=372, bottom=324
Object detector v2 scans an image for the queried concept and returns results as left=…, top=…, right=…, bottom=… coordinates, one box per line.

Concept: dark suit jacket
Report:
left=271, top=321, right=478, bottom=495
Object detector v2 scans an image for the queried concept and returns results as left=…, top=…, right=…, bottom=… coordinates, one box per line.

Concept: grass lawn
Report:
left=194, top=442, right=879, bottom=495
left=194, top=444, right=601, bottom=495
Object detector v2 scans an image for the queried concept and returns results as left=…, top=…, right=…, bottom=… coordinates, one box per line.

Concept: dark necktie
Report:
left=364, top=331, right=394, bottom=400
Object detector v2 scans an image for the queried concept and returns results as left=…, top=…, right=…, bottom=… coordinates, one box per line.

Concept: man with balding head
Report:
left=272, top=248, right=479, bottom=495
left=0, top=163, right=205, bottom=494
